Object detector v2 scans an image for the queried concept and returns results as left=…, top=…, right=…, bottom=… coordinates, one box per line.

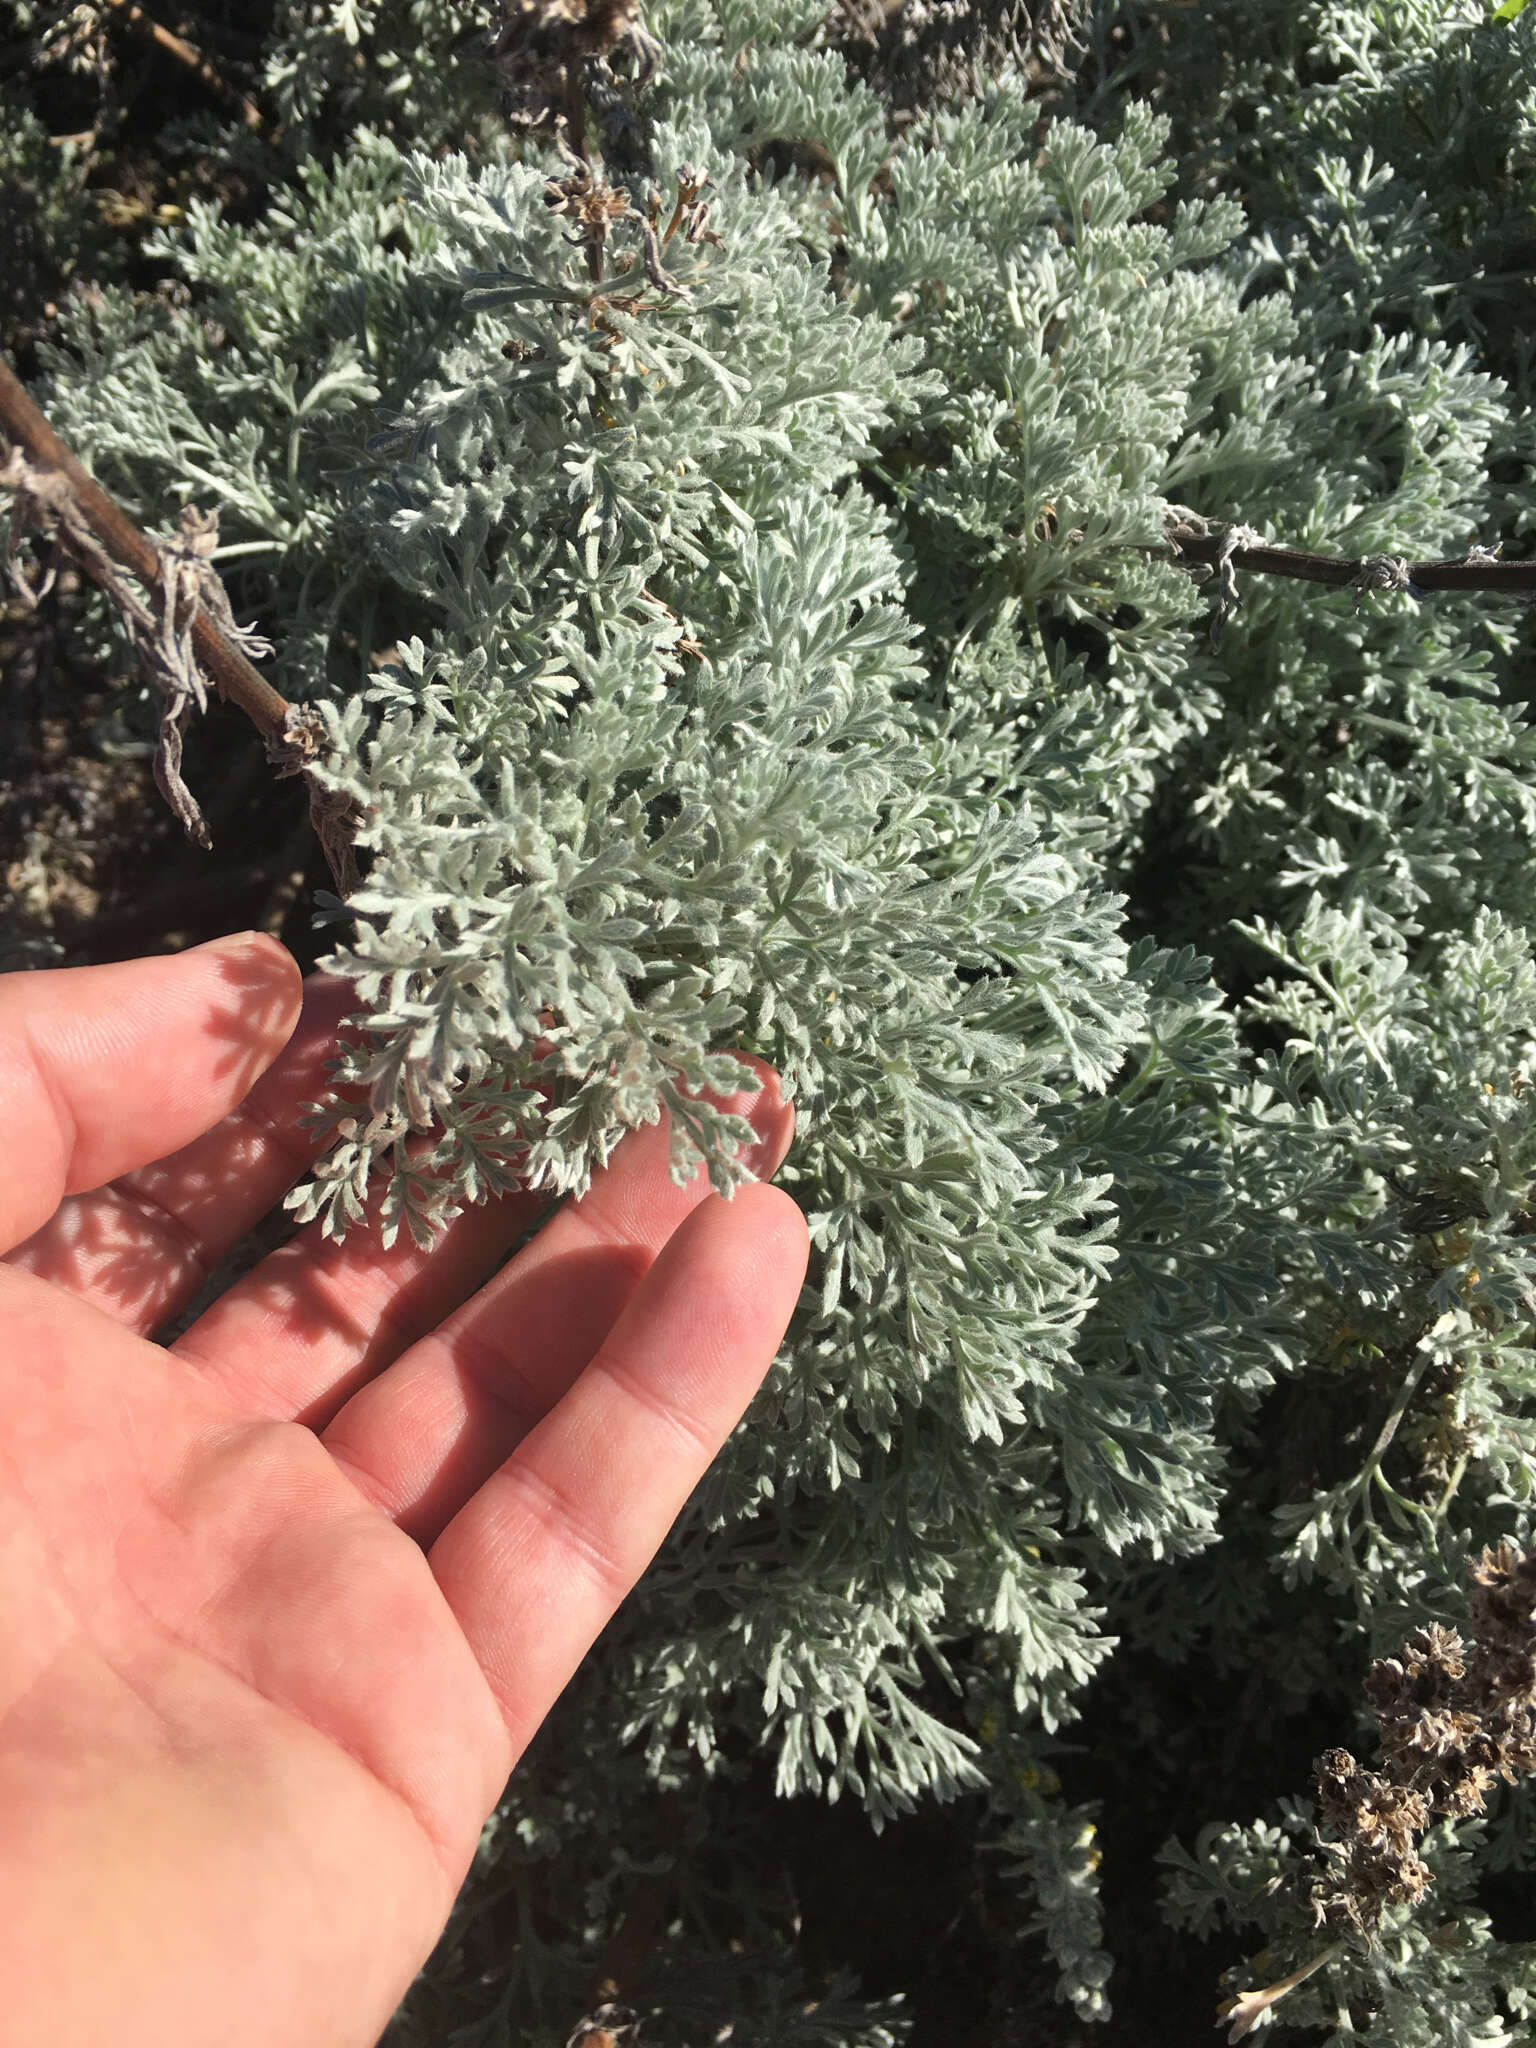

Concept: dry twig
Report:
left=100, top=0, right=265, bottom=132
left=1150, top=504, right=1536, bottom=649
left=0, top=356, right=358, bottom=894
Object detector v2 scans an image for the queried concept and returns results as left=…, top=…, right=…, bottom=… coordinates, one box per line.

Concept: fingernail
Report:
left=188, top=930, right=264, bottom=956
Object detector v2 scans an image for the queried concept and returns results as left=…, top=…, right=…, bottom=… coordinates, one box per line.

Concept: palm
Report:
left=0, top=938, right=804, bottom=2047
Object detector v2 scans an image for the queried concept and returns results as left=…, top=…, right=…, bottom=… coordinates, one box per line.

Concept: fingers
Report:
left=0, top=935, right=302, bottom=1258
left=426, top=1180, right=808, bottom=1755
left=173, top=1181, right=552, bottom=1426
left=314, top=1057, right=796, bottom=1540
left=178, top=1059, right=792, bottom=1462
left=5, top=973, right=353, bottom=1331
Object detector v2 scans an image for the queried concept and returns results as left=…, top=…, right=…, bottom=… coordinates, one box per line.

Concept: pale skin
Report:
left=0, top=932, right=808, bottom=2047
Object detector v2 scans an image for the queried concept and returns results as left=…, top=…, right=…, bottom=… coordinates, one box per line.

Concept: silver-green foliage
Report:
left=21, top=0, right=1536, bottom=2036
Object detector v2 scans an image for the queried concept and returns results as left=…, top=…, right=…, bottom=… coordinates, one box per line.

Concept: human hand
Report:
left=0, top=934, right=807, bottom=2048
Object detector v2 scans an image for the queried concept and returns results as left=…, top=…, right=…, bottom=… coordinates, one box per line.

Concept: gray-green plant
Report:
left=7, top=0, right=1536, bottom=2039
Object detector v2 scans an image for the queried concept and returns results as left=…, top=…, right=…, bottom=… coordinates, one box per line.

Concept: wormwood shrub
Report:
left=7, top=0, right=1536, bottom=2039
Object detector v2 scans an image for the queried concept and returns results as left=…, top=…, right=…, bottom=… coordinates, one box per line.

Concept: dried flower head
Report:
left=1218, top=1550, right=1536, bottom=2037
left=1307, top=1547, right=1536, bottom=1942
left=1309, top=1748, right=1432, bottom=1936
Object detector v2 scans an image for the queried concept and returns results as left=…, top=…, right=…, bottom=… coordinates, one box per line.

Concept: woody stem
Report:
left=1160, top=522, right=1536, bottom=597
left=0, top=354, right=292, bottom=740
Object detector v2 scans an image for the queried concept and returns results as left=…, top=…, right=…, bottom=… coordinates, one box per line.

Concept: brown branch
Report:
left=101, top=0, right=265, bottom=133
left=561, top=57, right=590, bottom=167
left=1159, top=515, right=1536, bottom=600
left=1136, top=506, right=1536, bottom=653
left=0, top=355, right=359, bottom=894
left=0, top=355, right=288, bottom=736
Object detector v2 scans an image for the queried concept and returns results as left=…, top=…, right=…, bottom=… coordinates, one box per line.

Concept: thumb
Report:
left=0, top=934, right=302, bottom=1253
